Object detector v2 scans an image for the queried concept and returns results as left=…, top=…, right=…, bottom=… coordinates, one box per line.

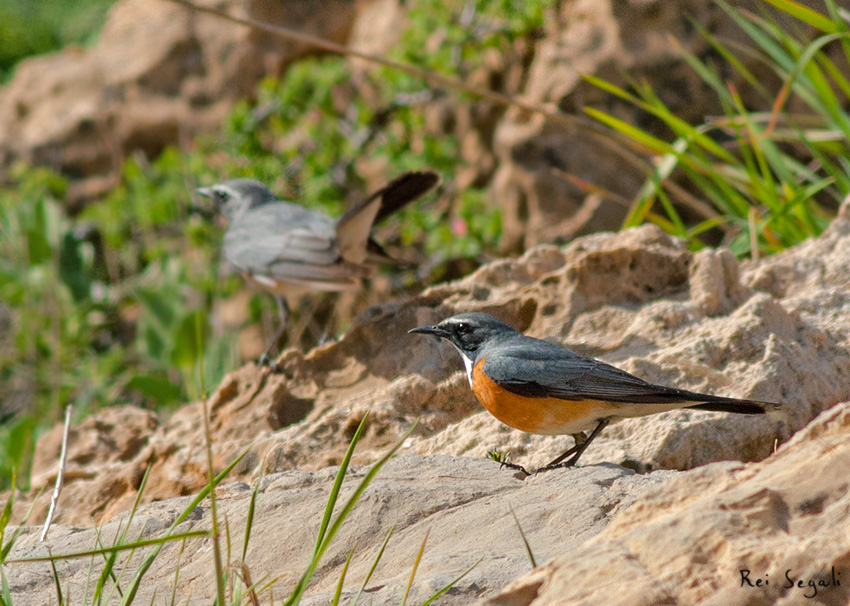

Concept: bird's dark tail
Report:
left=649, top=385, right=781, bottom=415
left=687, top=401, right=773, bottom=415
left=336, top=171, right=440, bottom=265
left=337, top=171, right=440, bottom=266
left=337, top=171, right=440, bottom=230
left=373, top=171, right=440, bottom=224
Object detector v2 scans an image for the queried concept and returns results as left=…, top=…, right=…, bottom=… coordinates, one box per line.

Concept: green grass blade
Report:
left=170, top=538, right=188, bottom=606
left=629, top=80, right=738, bottom=163
left=686, top=20, right=769, bottom=99
left=0, top=565, right=12, bottom=606
left=4, top=530, right=208, bottom=565
left=241, top=482, right=259, bottom=563
left=313, top=414, right=370, bottom=561
left=0, top=475, right=13, bottom=548
left=331, top=545, right=357, bottom=606
left=760, top=0, right=839, bottom=33
left=817, top=51, right=850, bottom=101
left=686, top=216, right=728, bottom=240
left=655, top=182, right=688, bottom=238
left=351, top=526, right=395, bottom=606
left=0, top=473, right=17, bottom=562
left=283, top=414, right=373, bottom=605
left=583, top=107, right=676, bottom=155
left=625, top=138, right=693, bottom=228
left=93, top=548, right=119, bottom=605
left=119, top=450, right=248, bottom=606
left=284, top=421, right=417, bottom=606
left=401, top=529, right=430, bottom=606
left=90, top=463, right=153, bottom=601
left=48, top=550, right=64, bottom=606
left=417, top=559, right=481, bottom=606
left=508, top=506, right=536, bottom=569
left=82, top=534, right=96, bottom=604
left=1, top=486, right=45, bottom=562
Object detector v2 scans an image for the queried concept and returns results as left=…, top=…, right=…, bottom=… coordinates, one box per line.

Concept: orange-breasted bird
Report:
left=409, top=312, right=780, bottom=474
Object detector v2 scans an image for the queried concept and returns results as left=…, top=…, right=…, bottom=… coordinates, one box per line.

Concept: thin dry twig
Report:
left=40, top=404, right=72, bottom=541
left=163, top=0, right=733, bottom=233
left=163, top=0, right=657, bottom=177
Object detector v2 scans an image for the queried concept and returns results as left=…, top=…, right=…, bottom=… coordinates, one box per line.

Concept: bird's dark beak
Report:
left=196, top=187, right=212, bottom=198
left=408, top=324, right=448, bottom=338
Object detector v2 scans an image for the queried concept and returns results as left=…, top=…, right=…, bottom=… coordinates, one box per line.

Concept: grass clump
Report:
left=0, top=416, right=473, bottom=604
left=586, top=0, right=850, bottom=257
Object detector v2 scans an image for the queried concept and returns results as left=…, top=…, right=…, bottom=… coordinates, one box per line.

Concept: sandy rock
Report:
left=27, top=406, right=157, bottom=522
left=478, top=402, right=850, bottom=606
left=4, top=455, right=677, bottom=605
left=20, top=207, right=850, bottom=526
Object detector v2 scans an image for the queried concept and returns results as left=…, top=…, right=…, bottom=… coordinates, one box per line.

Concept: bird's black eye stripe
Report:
left=456, top=322, right=470, bottom=334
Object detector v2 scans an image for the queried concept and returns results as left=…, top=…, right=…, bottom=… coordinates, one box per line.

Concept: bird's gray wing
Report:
left=482, top=341, right=699, bottom=404
left=482, top=338, right=774, bottom=414
left=223, top=204, right=343, bottom=281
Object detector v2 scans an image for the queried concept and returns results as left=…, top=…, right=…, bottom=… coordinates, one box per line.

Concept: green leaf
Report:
left=170, top=309, right=208, bottom=369
left=25, top=228, right=51, bottom=266
left=759, top=0, right=840, bottom=33
left=142, top=323, right=167, bottom=361
left=135, top=287, right=178, bottom=331
left=58, top=232, right=90, bottom=303
left=127, top=375, right=183, bottom=404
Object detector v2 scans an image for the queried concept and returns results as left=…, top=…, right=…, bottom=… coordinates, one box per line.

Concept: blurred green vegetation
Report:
left=0, top=0, right=117, bottom=81
left=0, top=0, right=545, bottom=489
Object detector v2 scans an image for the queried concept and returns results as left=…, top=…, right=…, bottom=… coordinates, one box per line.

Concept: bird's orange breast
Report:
left=471, top=358, right=610, bottom=435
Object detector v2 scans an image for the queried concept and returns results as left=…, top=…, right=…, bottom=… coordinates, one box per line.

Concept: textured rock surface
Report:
left=478, top=402, right=850, bottom=606
left=19, top=202, right=850, bottom=528
left=4, top=456, right=678, bottom=605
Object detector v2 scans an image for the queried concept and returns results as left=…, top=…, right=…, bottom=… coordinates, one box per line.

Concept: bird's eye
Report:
left=214, top=189, right=231, bottom=202
left=456, top=322, right=471, bottom=334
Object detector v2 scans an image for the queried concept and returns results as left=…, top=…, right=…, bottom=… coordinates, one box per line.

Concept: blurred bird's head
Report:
left=196, top=179, right=279, bottom=220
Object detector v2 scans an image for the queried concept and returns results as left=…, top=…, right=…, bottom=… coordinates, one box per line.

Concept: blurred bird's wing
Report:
left=224, top=203, right=354, bottom=287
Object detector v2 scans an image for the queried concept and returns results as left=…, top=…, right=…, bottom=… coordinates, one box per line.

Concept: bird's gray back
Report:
left=223, top=201, right=340, bottom=277
left=479, top=335, right=668, bottom=401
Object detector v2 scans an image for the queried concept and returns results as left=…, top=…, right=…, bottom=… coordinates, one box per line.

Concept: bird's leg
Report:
left=258, top=296, right=290, bottom=369
left=540, top=432, right=588, bottom=468
left=536, top=418, right=611, bottom=473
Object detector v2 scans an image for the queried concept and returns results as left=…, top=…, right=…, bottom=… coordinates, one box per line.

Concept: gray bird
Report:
left=410, top=313, right=781, bottom=474
left=198, top=171, right=440, bottom=364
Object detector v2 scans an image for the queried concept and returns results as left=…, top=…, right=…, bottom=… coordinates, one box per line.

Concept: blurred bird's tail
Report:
left=336, top=170, right=440, bottom=265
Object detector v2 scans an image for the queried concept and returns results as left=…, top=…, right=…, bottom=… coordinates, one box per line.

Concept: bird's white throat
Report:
left=449, top=344, right=475, bottom=388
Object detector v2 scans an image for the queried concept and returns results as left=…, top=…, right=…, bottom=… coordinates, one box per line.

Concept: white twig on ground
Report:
left=40, top=404, right=72, bottom=542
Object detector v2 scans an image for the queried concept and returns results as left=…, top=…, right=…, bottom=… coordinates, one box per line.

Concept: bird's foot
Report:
left=499, top=461, right=530, bottom=476
left=487, top=449, right=529, bottom=476
left=533, top=459, right=578, bottom=475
